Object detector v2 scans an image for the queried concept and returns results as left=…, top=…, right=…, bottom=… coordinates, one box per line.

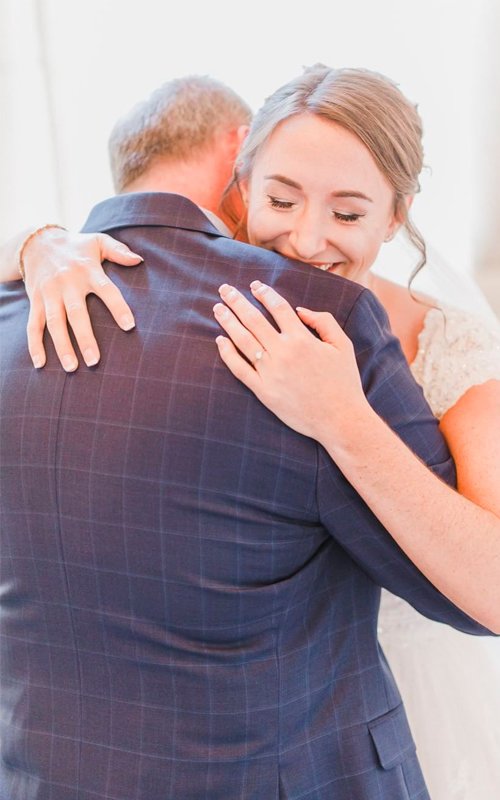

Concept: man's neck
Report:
left=122, top=157, right=226, bottom=217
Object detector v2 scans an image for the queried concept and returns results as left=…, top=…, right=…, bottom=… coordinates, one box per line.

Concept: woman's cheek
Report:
left=248, top=211, right=282, bottom=248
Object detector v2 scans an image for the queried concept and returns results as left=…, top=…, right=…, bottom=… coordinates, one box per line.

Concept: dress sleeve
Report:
left=410, top=306, right=500, bottom=419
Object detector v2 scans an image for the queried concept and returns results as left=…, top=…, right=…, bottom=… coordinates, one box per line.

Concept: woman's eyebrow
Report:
left=264, top=174, right=302, bottom=189
left=264, top=175, right=373, bottom=202
left=331, top=190, right=373, bottom=202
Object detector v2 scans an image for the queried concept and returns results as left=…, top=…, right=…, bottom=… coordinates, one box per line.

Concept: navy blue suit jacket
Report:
left=0, top=193, right=490, bottom=800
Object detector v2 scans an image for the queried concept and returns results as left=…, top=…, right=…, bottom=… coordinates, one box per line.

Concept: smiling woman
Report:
left=239, top=115, right=404, bottom=284
left=210, top=64, right=500, bottom=800
left=222, top=66, right=430, bottom=363
left=227, top=64, right=425, bottom=294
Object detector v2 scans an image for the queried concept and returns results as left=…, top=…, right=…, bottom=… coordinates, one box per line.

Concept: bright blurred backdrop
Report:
left=1, top=0, right=500, bottom=313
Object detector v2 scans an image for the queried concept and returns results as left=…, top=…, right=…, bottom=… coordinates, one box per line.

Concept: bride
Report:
left=2, top=65, right=500, bottom=798
left=212, top=67, right=500, bottom=800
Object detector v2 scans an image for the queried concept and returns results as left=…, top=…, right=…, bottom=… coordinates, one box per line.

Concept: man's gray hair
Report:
left=109, top=75, right=252, bottom=192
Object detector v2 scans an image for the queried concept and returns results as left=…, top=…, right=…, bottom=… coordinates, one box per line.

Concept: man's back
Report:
left=0, top=193, right=483, bottom=800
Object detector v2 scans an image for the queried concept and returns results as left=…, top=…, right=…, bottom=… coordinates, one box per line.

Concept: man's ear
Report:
left=226, top=124, right=249, bottom=162
left=238, top=177, right=249, bottom=206
left=236, top=124, right=250, bottom=152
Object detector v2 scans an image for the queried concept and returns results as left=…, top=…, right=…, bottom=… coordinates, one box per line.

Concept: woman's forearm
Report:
left=211, top=282, right=500, bottom=631
left=0, top=228, right=34, bottom=281
left=320, top=403, right=500, bottom=632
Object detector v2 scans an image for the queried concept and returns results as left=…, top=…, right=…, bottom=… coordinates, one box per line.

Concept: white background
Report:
left=2, top=0, right=500, bottom=309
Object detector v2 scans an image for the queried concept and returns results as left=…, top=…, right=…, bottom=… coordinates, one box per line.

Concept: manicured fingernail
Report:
left=250, top=280, right=265, bottom=292
left=213, top=303, right=229, bottom=318
left=32, top=355, right=44, bottom=369
left=218, top=284, right=237, bottom=300
left=117, top=244, right=143, bottom=261
left=120, top=314, right=135, bottom=330
left=83, top=348, right=99, bottom=367
left=62, top=355, right=78, bottom=372
left=256, top=285, right=279, bottom=307
left=215, top=335, right=228, bottom=349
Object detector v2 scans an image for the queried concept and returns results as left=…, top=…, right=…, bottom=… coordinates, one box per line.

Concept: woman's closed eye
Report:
left=333, top=211, right=363, bottom=223
left=267, top=195, right=364, bottom=223
left=268, top=195, right=295, bottom=210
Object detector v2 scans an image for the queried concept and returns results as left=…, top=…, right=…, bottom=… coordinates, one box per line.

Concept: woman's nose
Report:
left=288, top=216, right=329, bottom=261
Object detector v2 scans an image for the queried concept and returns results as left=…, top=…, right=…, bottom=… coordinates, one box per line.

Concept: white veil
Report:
left=372, top=232, right=500, bottom=328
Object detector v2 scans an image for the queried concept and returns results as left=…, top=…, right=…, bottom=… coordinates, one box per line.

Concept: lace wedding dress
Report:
left=378, top=305, right=500, bottom=799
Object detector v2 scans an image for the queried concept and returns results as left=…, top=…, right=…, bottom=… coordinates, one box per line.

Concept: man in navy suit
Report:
left=0, top=76, right=491, bottom=799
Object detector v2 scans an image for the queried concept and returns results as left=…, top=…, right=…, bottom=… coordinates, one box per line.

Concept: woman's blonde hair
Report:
left=222, top=65, right=427, bottom=276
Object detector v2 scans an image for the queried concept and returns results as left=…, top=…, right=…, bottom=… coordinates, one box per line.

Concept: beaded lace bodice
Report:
left=409, top=305, right=500, bottom=419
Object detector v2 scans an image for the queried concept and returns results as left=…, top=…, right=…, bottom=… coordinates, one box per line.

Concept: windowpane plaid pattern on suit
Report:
left=0, top=193, right=489, bottom=799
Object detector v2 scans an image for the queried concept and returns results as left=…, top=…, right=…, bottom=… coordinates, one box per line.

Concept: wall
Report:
left=1, top=0, right=498, bottom=312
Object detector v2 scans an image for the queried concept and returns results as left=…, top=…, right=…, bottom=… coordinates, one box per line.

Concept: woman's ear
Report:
left=403, top=195, right=414, bottom=214
left=385, top=195, right=413, bottom=242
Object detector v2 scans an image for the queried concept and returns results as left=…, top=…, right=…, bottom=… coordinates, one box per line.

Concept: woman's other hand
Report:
left=23, top=227, right=143, bottom=371
left=213, top=280, right=370, bottom=445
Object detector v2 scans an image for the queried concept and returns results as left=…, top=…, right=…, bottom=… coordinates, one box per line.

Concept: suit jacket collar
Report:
left=81, top=191, right=230, bottom=238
